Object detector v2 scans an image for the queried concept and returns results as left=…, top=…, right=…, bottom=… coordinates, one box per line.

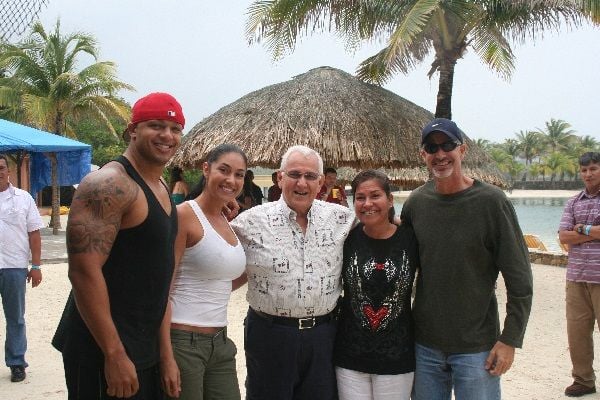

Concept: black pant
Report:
left=62, top=357, right=165, bottom=400
left=244, top=308, right=338, bottom=400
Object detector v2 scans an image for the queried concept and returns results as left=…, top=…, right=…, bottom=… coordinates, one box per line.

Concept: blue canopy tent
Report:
left=0, top=118, right=91, bottom=195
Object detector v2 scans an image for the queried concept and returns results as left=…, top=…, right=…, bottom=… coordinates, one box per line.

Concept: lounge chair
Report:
left=523, top=234, right=548, bottom=252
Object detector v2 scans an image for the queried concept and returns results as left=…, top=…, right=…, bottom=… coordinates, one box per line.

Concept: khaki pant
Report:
left=566, top=280, right=600, bottom=388
left=169, top=328, right=240, bottom=400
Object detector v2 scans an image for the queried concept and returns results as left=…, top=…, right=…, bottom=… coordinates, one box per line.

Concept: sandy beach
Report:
left=1, top=261, right=599, bottom=399
left=1, top=191, right=593, bottom=399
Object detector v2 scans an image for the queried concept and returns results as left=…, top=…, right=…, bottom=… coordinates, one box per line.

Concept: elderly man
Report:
left=0, top=154, right=43, bottom=383
left=401, top=118, right=533, bottom=400
left=52, top=92, right=184, bottom=399
left=559, top=152, right=600, bottom=397
left=231, top=145, right=355, bottom=399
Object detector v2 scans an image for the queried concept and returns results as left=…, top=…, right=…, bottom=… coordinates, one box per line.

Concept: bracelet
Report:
left=30, top=265, right=41, bottom=270
left=585, top=225, right=592, bottom=236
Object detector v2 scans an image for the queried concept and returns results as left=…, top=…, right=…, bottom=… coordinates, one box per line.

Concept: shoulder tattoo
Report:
left=67, top=173, right=139, bottom=255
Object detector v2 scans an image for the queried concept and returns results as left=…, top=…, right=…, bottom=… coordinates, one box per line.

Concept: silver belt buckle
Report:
left=299, top=317, right=316, bottom=329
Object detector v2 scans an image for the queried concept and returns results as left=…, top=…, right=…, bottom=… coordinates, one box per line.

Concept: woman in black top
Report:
left=333, top=170, right=418, bottom=400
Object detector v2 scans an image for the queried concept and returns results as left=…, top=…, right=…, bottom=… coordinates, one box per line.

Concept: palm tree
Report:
left=514, top=130, right=543, bottom=180
left=515, top=130, right=542, bottom=165
left=506, top=158, right=525, bottom=184
left=580, top=135, right=599, bottom=152
left=474, top=138, right=492, bottom=151
left=246, top=1, right=599, bottom=119
left=488, top=147, right=512, bottom=178
left=528, top=163, right=544, bottom=181
left=543, top=152, right=572, bottom=182
left=0, top=20, right=133, bottom=233
left=537, top=118, right=576, bottom=153
left=500, top=138, right=520, bottom=160
left=562, top=140, right=585, bottom=180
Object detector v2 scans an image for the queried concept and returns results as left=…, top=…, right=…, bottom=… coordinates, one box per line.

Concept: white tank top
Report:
left=170, top=200, right=246, bottom=327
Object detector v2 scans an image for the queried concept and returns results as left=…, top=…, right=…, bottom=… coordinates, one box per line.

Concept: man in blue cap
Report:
left=401, top=118, right=533, bottom=400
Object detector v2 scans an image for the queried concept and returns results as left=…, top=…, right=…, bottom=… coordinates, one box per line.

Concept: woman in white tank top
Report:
left=160, top=144, right=248, bottom=400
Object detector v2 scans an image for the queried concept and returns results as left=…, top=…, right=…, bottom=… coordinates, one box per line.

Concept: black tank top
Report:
left=52, top=156, right=178, bottom=369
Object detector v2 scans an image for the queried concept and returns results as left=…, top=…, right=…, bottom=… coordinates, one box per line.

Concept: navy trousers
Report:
left=244, top=308, right=338, bottom=400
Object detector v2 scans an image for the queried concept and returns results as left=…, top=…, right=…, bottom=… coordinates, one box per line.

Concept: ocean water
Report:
left=509, top=197, right=568, bottom=252
left=393, top=197, right=569, bottom=252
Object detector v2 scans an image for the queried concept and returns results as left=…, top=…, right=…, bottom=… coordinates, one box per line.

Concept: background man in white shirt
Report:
left=0, top=154, right=43, bottom=383
left=232, top=145, right=355, bottom=400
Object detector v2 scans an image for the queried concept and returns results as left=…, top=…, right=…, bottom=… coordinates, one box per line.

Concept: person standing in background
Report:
left=0, top=154, right=43, bottom=383
left=267, top=171, right=281, bottom=202
left=246, top=170, right=264, bottom=206
left=170, top=167, right=190, bottom=205
left=318, top=167, right=348, bottom=207
left=559, top=152, right=600, bottom=398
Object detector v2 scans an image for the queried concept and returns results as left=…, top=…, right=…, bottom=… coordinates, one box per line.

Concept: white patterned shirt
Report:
left=231, top=198, right=355, bottom=317
left=0, top=184, right=44, bottom=269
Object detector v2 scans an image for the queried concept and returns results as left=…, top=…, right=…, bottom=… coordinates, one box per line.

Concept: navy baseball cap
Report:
left=421, top=118, right=463, bottom=144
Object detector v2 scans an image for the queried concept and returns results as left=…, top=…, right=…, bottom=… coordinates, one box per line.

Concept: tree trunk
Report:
left=49, top=153, right=61, bottom=235
left=49, top=112, right=64, bottom=234
left=435, top=57, right=457, bottom=120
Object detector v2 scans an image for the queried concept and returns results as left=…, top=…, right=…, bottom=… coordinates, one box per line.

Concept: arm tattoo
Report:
left=67, top=174, right=139, bottom=255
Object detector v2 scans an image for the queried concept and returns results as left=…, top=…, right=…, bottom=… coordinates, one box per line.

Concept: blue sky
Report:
left=34, top=0, right=600, bottom=143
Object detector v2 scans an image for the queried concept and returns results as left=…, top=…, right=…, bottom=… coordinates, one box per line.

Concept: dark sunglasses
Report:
left=579, top=152, right=600, bottom=165
left=422, top=141, right=461, bottom=154
left=283, top=170, right=321, bottom=181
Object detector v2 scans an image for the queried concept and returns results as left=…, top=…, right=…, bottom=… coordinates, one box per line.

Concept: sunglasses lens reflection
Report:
left=424, top=141, right=459, bottom=154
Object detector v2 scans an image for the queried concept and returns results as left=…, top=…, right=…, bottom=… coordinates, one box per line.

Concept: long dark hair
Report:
left=185, top=174, right=205, bottom=200
left=185, top=144, right=248, bottom=200
left=206, top=144, right=248, bottom=165
left=351, top=169, right=395, bottom=223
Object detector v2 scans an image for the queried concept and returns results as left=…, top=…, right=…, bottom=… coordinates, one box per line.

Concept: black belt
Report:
left=250, top=308, right=337, bottom=330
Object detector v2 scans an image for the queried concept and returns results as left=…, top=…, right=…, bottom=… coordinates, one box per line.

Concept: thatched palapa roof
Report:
left=171, top=66, right=505, bottom=188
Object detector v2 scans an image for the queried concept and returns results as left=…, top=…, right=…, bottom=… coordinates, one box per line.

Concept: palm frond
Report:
left=21, top=94, right=54, bottom=130
left=469, top=25, right=515, bottom=80
left=356, top=37, right=431, bottom=84
left=246, top=0, right=330, bottom=59
left=382, top=0, right=439, bottom=67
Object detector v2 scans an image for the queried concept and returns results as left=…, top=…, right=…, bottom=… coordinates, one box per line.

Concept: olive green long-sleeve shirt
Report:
left=401, top=180, right=533, bottom=353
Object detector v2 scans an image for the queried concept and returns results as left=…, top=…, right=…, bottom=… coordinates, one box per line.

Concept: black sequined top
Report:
left=333, top=223, right=418, bottom=375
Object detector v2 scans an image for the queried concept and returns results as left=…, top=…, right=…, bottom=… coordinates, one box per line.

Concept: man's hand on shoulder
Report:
left=67, top=167, right=138, bottom=256
left=485, top=341, right=515, bottom=376
left=223, top=199, right=240, bottom=221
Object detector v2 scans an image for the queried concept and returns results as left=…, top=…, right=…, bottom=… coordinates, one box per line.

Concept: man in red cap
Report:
left=53, top=92, right=184, bottom=399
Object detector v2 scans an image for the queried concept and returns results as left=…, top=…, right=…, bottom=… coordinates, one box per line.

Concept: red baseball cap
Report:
left=130, top=92, right=185, bottom=128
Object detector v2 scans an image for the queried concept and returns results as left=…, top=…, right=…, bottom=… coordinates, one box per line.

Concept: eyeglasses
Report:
left=422, top=141, right=461, bottom=155
left=283, top=170, right=321, bottom=181
left=579, top=152, right=600, bottom=165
